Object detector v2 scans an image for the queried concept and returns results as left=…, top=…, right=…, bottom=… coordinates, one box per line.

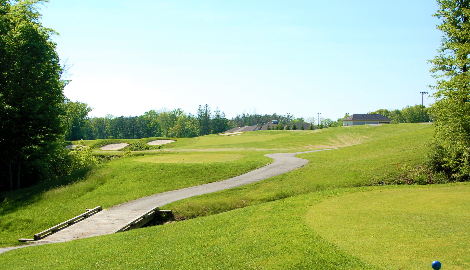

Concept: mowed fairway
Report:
left=135, top=153, right=244, bottom=163
left=3, top=123, right=467, bottom=269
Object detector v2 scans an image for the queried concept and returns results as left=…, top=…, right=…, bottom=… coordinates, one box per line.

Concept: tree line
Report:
left=63, top=103, right=232, bottom=141
left=3, top=0, right=470, bottom=192
left=369, top=105, right=431, bottom=124
left=63, top=102, right=435, bottom=142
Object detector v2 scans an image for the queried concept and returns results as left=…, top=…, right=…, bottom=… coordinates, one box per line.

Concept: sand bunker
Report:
left=219, top=132, right=242, bottom=136
left=100, top=143, right=129, bottom=151
left=147, top=140, right=175, bottom=146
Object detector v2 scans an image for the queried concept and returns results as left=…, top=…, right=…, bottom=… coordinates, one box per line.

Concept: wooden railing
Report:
left=116, top=207, right=172, bottom=232
left=33, top=206, right=102, bottom=241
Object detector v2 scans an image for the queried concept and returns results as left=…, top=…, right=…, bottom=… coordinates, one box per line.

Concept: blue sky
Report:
left=40, top=0, right=441, bottom=121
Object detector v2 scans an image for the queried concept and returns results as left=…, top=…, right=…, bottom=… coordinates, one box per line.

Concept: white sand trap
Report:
left=219, top=132, right=242, bottom=136
left=100, top=143, right=129, bottom=151
left=147, top=140, right=175, bottom=146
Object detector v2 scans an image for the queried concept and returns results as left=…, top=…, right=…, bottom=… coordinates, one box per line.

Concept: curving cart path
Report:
left=0, top=149, right=333, bottom=255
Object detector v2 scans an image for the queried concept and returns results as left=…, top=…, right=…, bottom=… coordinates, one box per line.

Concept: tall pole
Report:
left=420, top=92, right=428, bottom=122
left=317, top=113, right=321, bottom=126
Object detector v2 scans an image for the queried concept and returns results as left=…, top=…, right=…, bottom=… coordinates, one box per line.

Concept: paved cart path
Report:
left=0, top=150, right=332, bottom=255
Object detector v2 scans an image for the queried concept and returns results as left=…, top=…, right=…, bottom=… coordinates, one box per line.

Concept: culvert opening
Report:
left=142, top=210, right=175, bottom=228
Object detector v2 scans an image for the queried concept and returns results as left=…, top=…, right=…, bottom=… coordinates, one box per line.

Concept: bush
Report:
left=124, top=141, right=151, bottom=151
left=372, top=164, right=448, bottom=186
left=68, top=143, right=99, bottom=173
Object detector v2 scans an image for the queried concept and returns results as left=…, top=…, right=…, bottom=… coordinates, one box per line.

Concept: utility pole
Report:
left=420, top=92, right=428, bottom=122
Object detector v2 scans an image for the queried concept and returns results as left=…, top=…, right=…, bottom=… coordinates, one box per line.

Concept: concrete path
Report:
left=0, top=150, right=332, bottom=254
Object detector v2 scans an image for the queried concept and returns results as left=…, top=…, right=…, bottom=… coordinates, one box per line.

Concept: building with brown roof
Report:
left=343, top=114, right=392, bottom=126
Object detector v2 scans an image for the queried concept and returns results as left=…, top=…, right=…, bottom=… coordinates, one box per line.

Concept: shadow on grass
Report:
left=0, top=167, right=95, bottom=217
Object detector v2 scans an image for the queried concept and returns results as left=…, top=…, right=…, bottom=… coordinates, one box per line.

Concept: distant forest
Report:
left=64, top=100, right=433, bottom=141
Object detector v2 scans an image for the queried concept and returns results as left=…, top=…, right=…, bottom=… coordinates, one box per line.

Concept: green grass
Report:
left=165, top=124, right=434, bottom=219
left=135, top=153, right=243, bottom=163
left=308, top=184, right=470, bottom=269
left=1, top=183, right=468, bottom=269
left=0, top=187, right=378, bottom=269
left=0, top=151, right=270, bottom=247
left=170, top=124, right=429, bottom=151
left=2, top=123, right=458, bottom=269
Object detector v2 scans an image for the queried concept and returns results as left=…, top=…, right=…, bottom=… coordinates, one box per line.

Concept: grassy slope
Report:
left=0, top=151, right=270, bottom=247
left=0, top=188, right=378, bottom=269
left=166, top=124, right=433, bottom=219
left=1, top=184, right=468, bottom=269
left=3, top=123, right=462, bottom=269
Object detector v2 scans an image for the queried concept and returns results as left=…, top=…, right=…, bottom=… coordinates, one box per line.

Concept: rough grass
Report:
left=0, top=188, right=378, bottom=269
left=1, top=184, right=468, bottom=269
left=0, top=152, right=270, bottom=247
left=171, top=124, right=429, bottom=151
left=165, top=124, right=434, bottom=220
left=1, top=123, right=451, bottom=269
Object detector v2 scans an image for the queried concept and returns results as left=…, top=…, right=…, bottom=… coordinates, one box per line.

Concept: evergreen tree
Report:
left=429, top=0, right=470, bottom=180
left=212, top=107, right=230, bottom=134
left=197, top=104, right=212, bottom=136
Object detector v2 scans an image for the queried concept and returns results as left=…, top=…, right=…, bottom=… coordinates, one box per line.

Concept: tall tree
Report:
left=212, top=107, right=230, bottom=134
left=0, top=0, right=65, bottom=189
left=429, top=0, right=470, bottom=180
left=197, top=104, right=212, bottom=136
left=62, top=99, right=92, bottom=141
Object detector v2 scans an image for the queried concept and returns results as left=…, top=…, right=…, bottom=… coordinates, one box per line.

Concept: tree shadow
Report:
left=0, top=167, right=95, bottom=216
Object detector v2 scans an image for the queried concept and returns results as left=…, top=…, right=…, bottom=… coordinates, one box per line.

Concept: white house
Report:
left=343, top=114, right=392, bottom=126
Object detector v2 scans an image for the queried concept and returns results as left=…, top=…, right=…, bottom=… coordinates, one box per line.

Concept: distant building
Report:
left=225, top=125, right=260, bottom=133
left=259, top=120, right=280, bottom=130
left=343, top=114, right=392, bottom=126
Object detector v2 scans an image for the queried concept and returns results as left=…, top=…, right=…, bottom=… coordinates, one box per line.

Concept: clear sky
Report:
left=40, top=0, right=441, bottom=121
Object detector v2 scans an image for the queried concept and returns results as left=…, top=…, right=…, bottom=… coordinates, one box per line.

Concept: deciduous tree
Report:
left=0, top=0, right=66, bottom=190
left=429, top=0, right=470, bottom=180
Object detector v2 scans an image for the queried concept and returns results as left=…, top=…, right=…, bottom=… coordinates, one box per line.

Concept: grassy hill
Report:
left=2, top=123, right=468, bottom=269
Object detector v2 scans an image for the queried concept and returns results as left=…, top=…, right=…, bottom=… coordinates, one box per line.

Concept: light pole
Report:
left=317, top=113, right=321, bottom=126
left=420, top=92, right=428, bottom=122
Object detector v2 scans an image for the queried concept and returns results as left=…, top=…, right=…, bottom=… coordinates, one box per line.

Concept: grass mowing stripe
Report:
left=134, top=153, right=243, bottom=163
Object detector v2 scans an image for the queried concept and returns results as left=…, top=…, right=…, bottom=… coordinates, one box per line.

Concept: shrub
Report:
left=124, top=141, right=151, bottom=151
left=372, top=164, right=448, bottom=186
left=68, top=143, right=99, bottom=173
